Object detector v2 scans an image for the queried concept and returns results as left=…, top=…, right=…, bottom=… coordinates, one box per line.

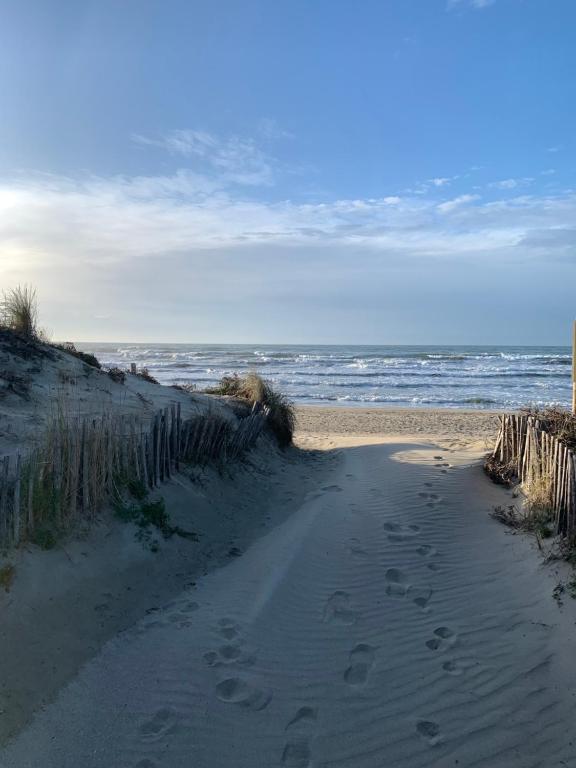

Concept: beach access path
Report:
left=2, top=408, right=576, bottom=768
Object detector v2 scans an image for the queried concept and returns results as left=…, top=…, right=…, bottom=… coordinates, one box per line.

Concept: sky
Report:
left=0, top=0, right=575, bottom=345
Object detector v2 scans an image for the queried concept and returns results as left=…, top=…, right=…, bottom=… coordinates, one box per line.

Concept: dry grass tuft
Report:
left=1, top=285, right=38, bottom=338
left=54, top=342, right=101, bottom=369
left=523, top=468, right=555, bottom=513
left=107, top=367, right=126, bottom=384
left=133, top=367, right=158, bottom=384
left=522, top=406, right=576, bottom=450
left=207, top=372, right=295, bottom=447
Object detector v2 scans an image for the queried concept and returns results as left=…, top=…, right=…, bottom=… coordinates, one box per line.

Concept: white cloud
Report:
left=133, top=129, right=275, bottom=186
left=2, top=171, right=574, bottom=269
left=437, top=194, right=480, bottom=213
left=447, top=0, right=496, bottom=10
left=3, top=168, right=576, bottom=341
left=488, top=177, right=534, bottom=190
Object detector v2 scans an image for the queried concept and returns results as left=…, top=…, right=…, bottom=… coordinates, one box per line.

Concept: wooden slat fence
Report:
left=0, top=402, right=269, bottom=549
left=492, top=414, right=576, bottom=536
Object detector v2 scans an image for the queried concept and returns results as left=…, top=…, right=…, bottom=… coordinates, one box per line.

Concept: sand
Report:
left=2, top=407, right=576, bottom=767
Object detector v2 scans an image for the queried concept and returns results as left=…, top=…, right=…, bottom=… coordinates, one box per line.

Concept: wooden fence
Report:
left=0, top=402, right=269, bottom=549
left=492, top=413, right=576, bottom=536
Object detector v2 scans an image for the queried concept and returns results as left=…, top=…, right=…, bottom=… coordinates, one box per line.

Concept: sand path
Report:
left=2, top=435, right=576, bottom=767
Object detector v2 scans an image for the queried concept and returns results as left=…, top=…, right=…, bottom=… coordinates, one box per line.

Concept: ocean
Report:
left=80, top=343, right=573, bottom=410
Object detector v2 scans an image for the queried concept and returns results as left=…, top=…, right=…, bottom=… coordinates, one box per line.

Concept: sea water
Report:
left=80, top=343, right=572, bottom=410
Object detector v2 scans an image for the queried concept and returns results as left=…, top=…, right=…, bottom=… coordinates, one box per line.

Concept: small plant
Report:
left=107, top=367, right=126, bottom=384
left=0, top=563, right=15, bottom=592
left=133, top=367, right=158, bottom=384
left=490, top=504, right=521, bottom=528
left=490, top=504, right=554, bottom=541
left=113, top=478, right=197, bottom=551
left=1, top=285, right=38, bottom=338
left=567, top=578, right=576, bottom=599
left=553, top=582, right=565, bottom=605
left=54, top=342, right=101, bottom=369
left=171, top=382, right=197, bottom=393
left=206, top=371, right=295, bottom=447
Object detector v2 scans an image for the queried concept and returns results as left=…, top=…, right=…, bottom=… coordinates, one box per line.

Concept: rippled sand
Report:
left=3, top=413, right=576, bottom=768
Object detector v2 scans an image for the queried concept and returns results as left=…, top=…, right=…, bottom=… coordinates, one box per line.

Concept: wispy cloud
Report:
left=133, top=129, right=275, bottom=186
left=488, top=177, right=534, bottom=190
left=2, top=171, right=574, bottom=268
left=3, top=168, right=576, bottom=340
left=447, top=0, right=496, bottom=10
left=437, top=194, right=480, bottom=213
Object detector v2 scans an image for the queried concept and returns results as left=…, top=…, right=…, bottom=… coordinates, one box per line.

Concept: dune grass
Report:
left=206, top=372, right=295, bottom=447
left=1, top=285, right=38, bottom=338
left=522, top=406, right=576, bottom=450
left=53, top=342, right=101, bottom=370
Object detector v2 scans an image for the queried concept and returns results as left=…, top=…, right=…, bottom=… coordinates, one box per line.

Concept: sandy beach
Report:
left=2, top=403, right=576, bottom=767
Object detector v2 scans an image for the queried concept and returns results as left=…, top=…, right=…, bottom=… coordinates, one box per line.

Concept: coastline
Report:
left=295, top=404, right=500, bottom=443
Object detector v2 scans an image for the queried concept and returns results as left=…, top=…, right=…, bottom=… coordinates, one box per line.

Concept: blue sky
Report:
left=0, top=0, right=575, bottom=343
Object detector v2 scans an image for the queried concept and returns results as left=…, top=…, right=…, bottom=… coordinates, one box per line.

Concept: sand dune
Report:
left=2, top=421, right=576, bottom=767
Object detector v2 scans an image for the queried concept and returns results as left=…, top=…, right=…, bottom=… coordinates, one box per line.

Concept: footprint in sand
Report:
left=384, top=568, right=410, bottom=598
left=323, top=591, right=357, bottom=625
left=383, top=522, right=420, bottom=543
left=321, top=484, right=342, bottom=493
left=411, top=586, right=433, bottom=610
left=139, top=708, right=180, bottom=740
left=205, top=621, right=253, bottom=668
left=442, top=659, right=467, bottom=676
left=216, top=677, right=272, bottom=711
left=416, top=544, right=436, bottom=557
left=426, top=626, right=457, bottom=651
left=281, top=740, right=312, bottom=767
left=283, top=707, right=318, bottom=767
left=217, top=618, right=240, bottom=640
left=204, top=643, right=253, bottom=669
left=416, top=719, right=443, bottom=746
left=166, top=604, right=198, bottom=628
left=286, top=706, right=318, bottom=731
left=344, top=643, right=376, bottom=686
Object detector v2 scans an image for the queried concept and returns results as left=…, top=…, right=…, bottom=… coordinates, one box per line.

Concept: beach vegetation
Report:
left=113, top=478, right=197, bottom=550
left=171, top=382, right=197, bottom=393
left=490, top=503, right=554, bottom=541
left=206, top=372, right=295, bottom=447
left=521, top=406, right=576, bottom=450
left=0, top=563, right=15, bottom=592
left=107, top=367, right=126, bottom=384
left=54, top=342, right=101, bottom=370
left=132, top=367, right=158, bottom=384
left=1, top=285, right=39, bottom=338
